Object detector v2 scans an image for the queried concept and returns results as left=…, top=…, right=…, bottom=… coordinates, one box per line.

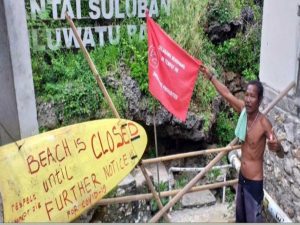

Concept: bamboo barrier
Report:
left=142, top=145, right=241, bottom=164
left=149, top=138, right=238, bottom=222
left=97, top=179, right=238, bottom=205
left=149, top=81, right=296, bottom=222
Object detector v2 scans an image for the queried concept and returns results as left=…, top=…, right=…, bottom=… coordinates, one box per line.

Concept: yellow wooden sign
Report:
left=0, top=119, right=147, bottom=222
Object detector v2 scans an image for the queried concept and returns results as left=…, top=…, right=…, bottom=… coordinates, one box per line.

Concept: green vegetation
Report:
left=205, top=0, right=242, bottom=25
left=215, top=28, right=261, bottom=81
left=26, top=0, right=262, bottom=145
left=150, top=181, right=169, bottom=212
left=225, top=187, right=235, bottom=204
left=206, top=168, right=222, bottom=183
left=174, top=173, right=189, bottom=189
left=215, top=109, right=239, bottom=146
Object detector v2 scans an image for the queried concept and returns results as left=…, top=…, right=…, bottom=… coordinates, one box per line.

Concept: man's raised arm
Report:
left=200, top=65, right=244, bottom=113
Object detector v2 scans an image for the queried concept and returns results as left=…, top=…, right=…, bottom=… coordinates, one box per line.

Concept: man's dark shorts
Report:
left=236, top=172, right=264, bottom=222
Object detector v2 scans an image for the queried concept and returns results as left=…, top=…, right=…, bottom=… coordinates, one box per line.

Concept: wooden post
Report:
left=139, top=164, right=171, bottom=222
left=65, top=14, right=120, bottom=119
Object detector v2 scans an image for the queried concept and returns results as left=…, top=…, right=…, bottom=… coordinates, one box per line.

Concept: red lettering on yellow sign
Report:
left=103, top=153, right=129, bottom=180
left=44, top=173, right=105, bottom=221
left=26, top=139, right=72, bottom=174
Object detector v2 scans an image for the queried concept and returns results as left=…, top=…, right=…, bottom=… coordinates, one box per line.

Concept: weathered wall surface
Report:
left=260, top=0, right=300, bottom=93
left=262, top=84, right=300, bottom=222
left=0, top=0, right=38, bottom=146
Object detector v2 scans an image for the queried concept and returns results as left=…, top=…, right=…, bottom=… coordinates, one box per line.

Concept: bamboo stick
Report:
left=65, top=14, right=120, bottom=119
left=142, top=145, right=241, bottom=164
left=97, top=179, right=238, bottom=205
left=262, top=81, right=295, bottom=114
left=139, top=164, right=171, bottom=222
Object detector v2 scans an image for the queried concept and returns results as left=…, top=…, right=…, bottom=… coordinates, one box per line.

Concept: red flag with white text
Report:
left=147, top=14, right=202, bottom=122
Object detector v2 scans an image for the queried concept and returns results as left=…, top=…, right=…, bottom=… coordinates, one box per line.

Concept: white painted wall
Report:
left=259, top=0, right=300, bottom=93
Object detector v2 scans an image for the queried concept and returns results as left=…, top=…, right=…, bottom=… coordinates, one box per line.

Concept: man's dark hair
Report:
left=247, top=80, right=264, bottom=101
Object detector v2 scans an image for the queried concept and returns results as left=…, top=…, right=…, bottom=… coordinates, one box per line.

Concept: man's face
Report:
left=244, top=84, right=260, bottom=114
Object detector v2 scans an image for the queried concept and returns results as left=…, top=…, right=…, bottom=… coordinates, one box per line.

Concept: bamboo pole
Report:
left=261, top=81, right=295, bottom=114
left=152, top=105, right=161, bottom=202
left=65, top=14, right=120, bottom=118
left=97, top=179, right=238, bottom=205
left=142, top=145, right=241, bottom=164
left=139, top=164, right=171, bottom=222
left=149, top=81, right=296, bottom=222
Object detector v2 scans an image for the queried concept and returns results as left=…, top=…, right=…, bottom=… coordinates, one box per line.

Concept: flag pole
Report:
left=153, top=103, right=162, bottom=198
left=65, top=13, right=120, bottom=119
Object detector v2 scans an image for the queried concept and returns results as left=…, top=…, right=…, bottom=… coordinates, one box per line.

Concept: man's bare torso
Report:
left=241, top=113, right=268, bottom=180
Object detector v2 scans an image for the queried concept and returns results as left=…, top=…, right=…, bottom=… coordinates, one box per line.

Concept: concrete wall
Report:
left=260, top=0, right=300, bottom=222
left=259, top=0, right=300, bottom=94
left=0, top=0, right=38, bottom=145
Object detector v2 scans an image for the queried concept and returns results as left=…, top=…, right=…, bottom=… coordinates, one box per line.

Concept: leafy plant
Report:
left=206, top=168, right=221, bottom=182
left=205, top=0, right=239, bottom=25
left=225, top=187, right=235, bottom=205
left=120, top=33, right=148, bottom=93
left=215, top=27, right=261, bottom=81
left=150, top=182, right=169, bottom=212
left=174, top=173, right=189, bottom=189
left=215, top=109, right=238, bottom=146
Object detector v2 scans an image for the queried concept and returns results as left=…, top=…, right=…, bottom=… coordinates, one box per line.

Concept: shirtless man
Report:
left=200, top=66, right=284, bottom=222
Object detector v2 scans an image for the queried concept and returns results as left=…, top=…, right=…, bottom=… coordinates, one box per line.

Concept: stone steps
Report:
left=169, top=202, right=235, bottom=222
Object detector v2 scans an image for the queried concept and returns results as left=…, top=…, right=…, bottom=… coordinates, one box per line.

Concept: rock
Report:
left=131, top=167, right=151, bottom=191
left=292, top=148, right=300, bottom=160
left=284, top=123, right=295, bottom=143
left=144, top=161, right=170, bottom=184
left=291, top=184, right=300, bottom=198
left=181, top=190, right=216, bottom=208
left=169, top=202, right=235, bottom=222
left=284, top=158, right=294, bottom=175
left=36, top=100, right=58, bottom=129
left=292, top=168, right=300, bottom=185
left=91, top=172, right=151, bottom=223
left=103, top=75, right=121, bottom=89
left=117, top=174, right=136, bottom=195
left=121, top=75, right=142, bottom=118
left=241, top=7, right=254, bottom=24
left=205, top=20, right=242, bottom=45
left=72, top=207, right=96, bottom=223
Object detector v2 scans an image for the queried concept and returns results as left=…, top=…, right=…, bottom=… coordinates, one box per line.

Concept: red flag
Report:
left=147, top=14, right=202, bottom=122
